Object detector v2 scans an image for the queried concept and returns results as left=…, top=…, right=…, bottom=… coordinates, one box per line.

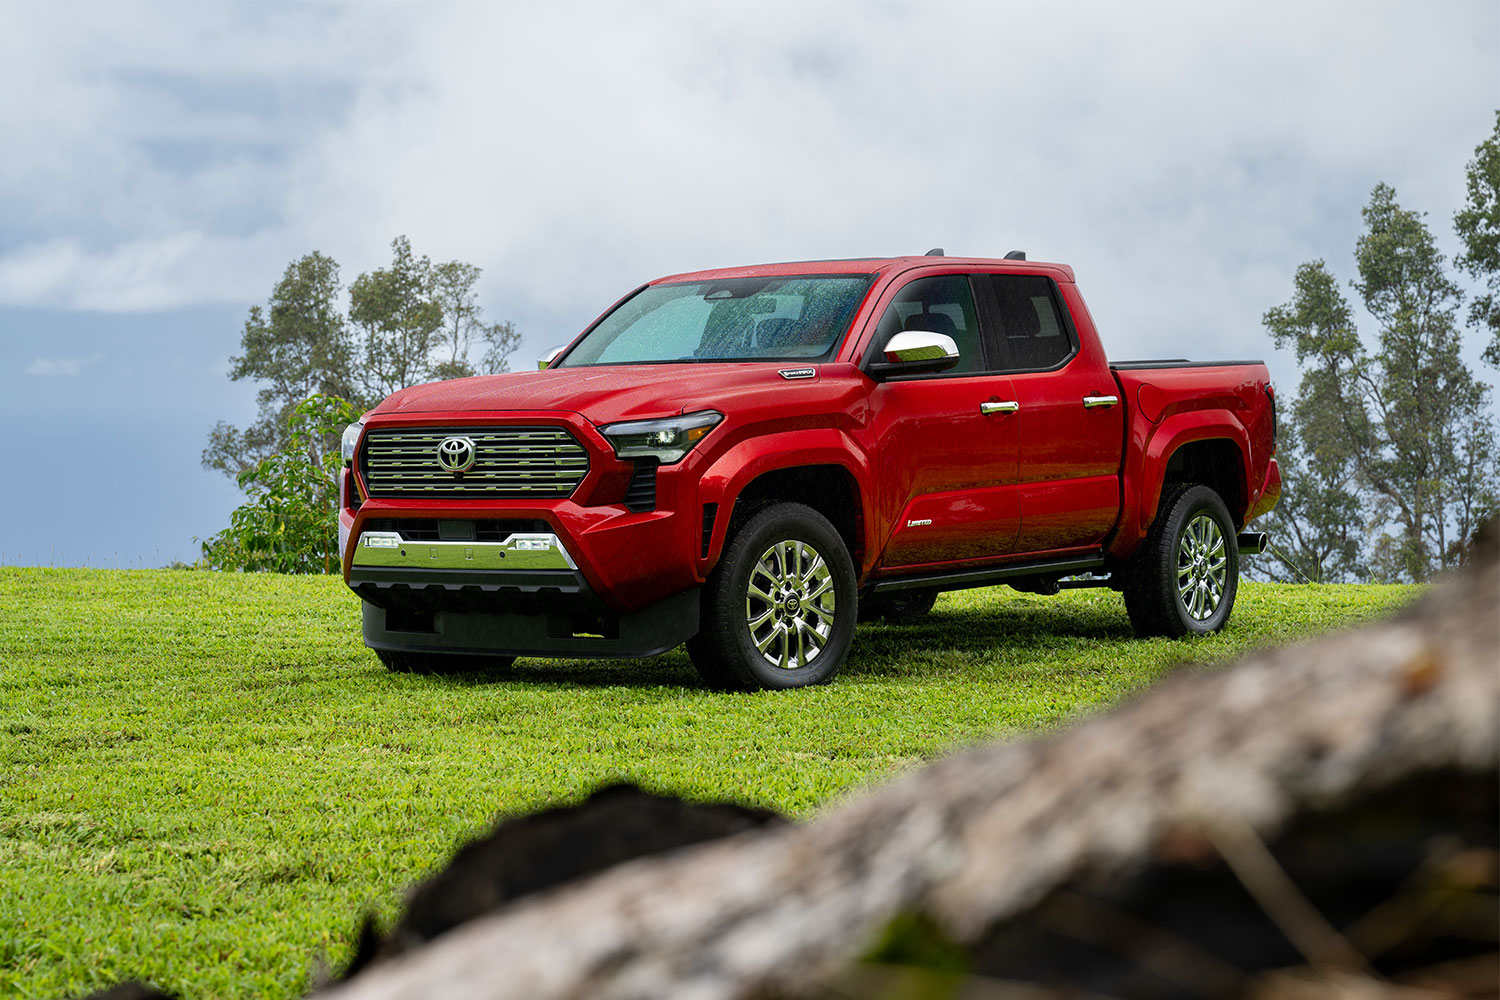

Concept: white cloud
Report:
left=26, top=352, right=104, bottom=376
left=0, top=233, right=286, bottom=311
left=0, top=0, right=1496, bottom=390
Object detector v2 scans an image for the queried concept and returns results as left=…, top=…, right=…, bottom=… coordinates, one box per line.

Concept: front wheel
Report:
left=1123, top=484, right=1239, bottom=638
left=688, top=502, right=858, bottom=690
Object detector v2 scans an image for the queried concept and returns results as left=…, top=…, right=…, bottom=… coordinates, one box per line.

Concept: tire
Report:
left=1124, top=483, right=1239, bottom=638
left=688, top=502, right=858, bottom=690
left=376, top=649, right=517, bottom=674
left=858, top=589, right=939, bottom=623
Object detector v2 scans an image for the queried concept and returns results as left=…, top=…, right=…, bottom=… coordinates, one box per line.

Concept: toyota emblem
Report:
left=436, top=435, right=477, bottom=473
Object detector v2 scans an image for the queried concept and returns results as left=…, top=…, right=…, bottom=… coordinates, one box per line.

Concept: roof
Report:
left=653, top=255, right=1076, bottom=285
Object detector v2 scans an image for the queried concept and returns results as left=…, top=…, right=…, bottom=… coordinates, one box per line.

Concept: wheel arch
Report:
left=695, top=430, right=874, bottom=578
left=719, top=464, right=865, bottom=572
left=1162, top=439, right=1246, bottom=526
left=1127, top=411, right=1252, bottom=547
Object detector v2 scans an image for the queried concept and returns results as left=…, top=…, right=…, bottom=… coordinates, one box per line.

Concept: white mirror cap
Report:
left=884, top=330, right=960, bottom=364
left=537, top=346, right=565, bottom=370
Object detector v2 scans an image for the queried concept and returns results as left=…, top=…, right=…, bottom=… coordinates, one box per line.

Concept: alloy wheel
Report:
left=745, top=538, right=836, bottom=670
left=1176, top=513, right=1228, bottom=621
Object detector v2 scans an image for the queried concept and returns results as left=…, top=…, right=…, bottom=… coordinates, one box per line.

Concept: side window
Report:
left=872, top=275, right=983, bottom=375
left=982, top=275, right=1076, bottom=371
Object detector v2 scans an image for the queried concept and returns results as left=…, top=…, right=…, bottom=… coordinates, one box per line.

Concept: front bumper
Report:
left=351, top=529, right=579, bottom=572
left=360, top=585, right=700, bottom=660
left=338, top=410, right=715, bottom=662
left=348, top=525, right=702, bottom=658
left=340, top=447, right=709, bottom=614
left=347, top=528, right=592, bottom=618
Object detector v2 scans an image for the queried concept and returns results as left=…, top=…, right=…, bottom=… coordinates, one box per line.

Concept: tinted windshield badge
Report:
left=779, top=367, right=816, bottom=380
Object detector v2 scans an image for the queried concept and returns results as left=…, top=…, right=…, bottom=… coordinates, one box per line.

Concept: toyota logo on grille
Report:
left=436, top=435, right=477, bottom=473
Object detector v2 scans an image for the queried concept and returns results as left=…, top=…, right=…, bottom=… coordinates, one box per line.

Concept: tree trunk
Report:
left=319, top=534, right=1499, bottom=1000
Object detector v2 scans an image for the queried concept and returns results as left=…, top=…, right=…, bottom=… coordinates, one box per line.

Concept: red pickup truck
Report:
left=337, top=253, right=1281, bottom=689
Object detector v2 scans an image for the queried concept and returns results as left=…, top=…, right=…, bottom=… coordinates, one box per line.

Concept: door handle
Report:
left=1082, top=395, right=1119, bottom=408
left=980, top=401, right=1019, bottom=414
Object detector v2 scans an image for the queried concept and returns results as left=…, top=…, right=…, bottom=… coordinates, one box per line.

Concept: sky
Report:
left=0, top=0, right=1496, bottom=568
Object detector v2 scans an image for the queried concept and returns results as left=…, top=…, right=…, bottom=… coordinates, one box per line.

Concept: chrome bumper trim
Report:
left=350, top=531, right=579, bottom=571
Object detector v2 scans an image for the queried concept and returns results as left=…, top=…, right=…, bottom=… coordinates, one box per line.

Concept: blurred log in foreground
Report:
left=317, top=532, right=1499, bottom=1000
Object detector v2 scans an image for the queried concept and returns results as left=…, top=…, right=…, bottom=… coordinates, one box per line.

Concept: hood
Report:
left=371, top=363, right=829, bottom=426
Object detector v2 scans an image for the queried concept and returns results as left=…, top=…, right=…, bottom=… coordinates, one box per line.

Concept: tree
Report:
left=199, top=394, right=357, bottom=574
left=429, top=260, right=524, bottom=381
left=1260, top=260, right=1371, bottom=582
left=201, top=252, right=355, bottom=477
left=1454, top=111, right=1500, bottom=368
left=1252, top=424, right=1365, bottom=584
left=1357, top=184, right=1492, bottom=579
left=349, top=236, right=444, bottom=401
left=205, top=238, right=522, bottom=485
left=1264, top=185, right=1498, bottom=582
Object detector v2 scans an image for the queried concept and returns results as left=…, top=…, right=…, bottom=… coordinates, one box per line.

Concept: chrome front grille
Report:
left=360, top=426, right=589, bottom=499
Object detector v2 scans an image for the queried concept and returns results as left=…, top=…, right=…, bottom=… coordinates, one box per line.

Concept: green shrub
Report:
left=200, top=394, right=357, bottom=573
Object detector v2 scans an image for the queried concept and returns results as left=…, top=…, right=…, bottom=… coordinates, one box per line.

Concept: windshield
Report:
left=559, top=275, right=874, bottom=366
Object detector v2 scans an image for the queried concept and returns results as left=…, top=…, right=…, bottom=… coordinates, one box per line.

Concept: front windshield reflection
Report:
left=560, top=275, right=873, bottom=366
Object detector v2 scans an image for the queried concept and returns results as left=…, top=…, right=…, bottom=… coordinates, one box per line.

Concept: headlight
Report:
left=341, top=418, right=366, bottom=465
left=598, top=410, right=722, bottom=464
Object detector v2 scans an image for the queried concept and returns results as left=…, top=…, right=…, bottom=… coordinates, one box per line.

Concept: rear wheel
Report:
left=688, top=502, right=857, bottom=690
left=376, top=650, right=517, bottom=674
left=1124, top=483, right=1239, bottom=638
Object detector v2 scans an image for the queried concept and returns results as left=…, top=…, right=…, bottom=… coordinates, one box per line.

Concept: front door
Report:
left=867, top=274, right=1022, bottom=569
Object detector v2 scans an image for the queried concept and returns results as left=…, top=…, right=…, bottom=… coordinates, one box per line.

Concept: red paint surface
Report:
left=342, top=256, right=1278, bottom=613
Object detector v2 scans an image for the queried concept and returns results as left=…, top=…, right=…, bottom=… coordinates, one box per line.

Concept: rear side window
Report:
left=871, top=275, right=983, bottom=375
left=981, top=275, right=1076, bottom=371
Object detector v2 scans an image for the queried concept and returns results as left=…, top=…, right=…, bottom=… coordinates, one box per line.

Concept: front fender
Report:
left=696, top=429, right=876, bottom=576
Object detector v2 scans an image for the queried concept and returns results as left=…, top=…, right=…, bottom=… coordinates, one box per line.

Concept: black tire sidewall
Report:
left=712, top=503, right=858, bottom=690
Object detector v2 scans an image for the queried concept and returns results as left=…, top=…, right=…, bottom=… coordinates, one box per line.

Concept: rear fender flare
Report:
left=1114, top=410, right=1251, bottom=559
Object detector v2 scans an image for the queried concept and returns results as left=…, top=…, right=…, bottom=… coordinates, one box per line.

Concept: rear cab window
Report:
left=975, top=274, right=1078, bottom=372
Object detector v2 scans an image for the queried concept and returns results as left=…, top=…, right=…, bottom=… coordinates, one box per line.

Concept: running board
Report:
left=871, top=555, right=1107, bottom=594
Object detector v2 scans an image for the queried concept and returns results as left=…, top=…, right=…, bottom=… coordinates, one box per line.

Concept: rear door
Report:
left=865, top=273, right=1022, bottom=568
left=974, top=274, right=1123, bottom=554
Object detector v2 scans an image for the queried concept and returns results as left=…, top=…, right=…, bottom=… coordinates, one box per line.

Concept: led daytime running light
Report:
left=599, top=410, right=722, bottom=464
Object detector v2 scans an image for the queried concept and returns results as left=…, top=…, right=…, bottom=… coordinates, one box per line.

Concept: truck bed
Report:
left=1110, top=359, right=1265, bottom=371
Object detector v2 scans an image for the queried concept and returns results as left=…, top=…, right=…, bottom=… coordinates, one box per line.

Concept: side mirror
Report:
left=537, top=346, right=565, bottom=370
left=866, top=331, right=961, bottom=380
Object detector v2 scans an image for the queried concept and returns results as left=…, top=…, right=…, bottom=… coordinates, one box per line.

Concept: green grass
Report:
left=0, top=568, right=1416, bottom=1000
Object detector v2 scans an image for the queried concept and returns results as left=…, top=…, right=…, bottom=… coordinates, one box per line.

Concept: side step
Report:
left=870, top=555, right=1106, bottom=595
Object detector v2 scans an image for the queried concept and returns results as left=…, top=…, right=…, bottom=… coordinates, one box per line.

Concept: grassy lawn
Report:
left=0, top=568, right=1416, bottom=1000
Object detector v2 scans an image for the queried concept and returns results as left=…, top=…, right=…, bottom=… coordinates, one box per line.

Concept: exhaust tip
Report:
left=1237, top=531, right=1269, bottom=555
